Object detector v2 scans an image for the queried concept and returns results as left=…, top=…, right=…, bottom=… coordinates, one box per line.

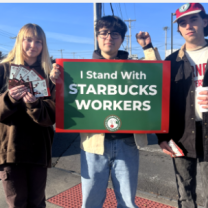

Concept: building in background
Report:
left=165, top=49, right=179, bottom=58
left=129, top=54, right=139, bottom=60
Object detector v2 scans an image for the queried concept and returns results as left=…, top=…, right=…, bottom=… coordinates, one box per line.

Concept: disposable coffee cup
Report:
left=196, top=87, right=208, bottom=112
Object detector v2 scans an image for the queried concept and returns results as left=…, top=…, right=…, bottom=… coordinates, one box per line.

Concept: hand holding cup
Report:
left=197, top=87, right=208, bottom=111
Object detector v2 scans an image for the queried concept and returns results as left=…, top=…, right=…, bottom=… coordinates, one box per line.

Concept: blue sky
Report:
left=0, top=3, right=208, bottom=60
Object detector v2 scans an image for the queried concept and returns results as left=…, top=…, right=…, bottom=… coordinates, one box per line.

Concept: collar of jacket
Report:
left=176, top=39, right=208, bottom=62
left=92, top=50, right=129, bottom=60
left=24, top=58, right=41, bottom=68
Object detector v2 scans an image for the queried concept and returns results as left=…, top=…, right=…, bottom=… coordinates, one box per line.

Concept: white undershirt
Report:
left=185, top=46, right=208, bottom=121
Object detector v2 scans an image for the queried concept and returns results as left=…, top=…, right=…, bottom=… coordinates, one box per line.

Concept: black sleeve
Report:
left=142, top=43, right=153, bottom=50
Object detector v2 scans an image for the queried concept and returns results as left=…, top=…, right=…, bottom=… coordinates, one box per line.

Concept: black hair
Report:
left=199, top=11, right=208, bottom=36
left=95, top=15, right=127, bottom=40
left=177, top=11, right=208, bottom=37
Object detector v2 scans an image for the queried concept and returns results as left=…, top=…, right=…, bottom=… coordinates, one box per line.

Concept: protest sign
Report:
left=56, top=59, right=170, bottom=133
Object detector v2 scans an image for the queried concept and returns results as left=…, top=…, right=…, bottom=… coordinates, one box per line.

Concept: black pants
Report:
left=173, top=122, right=208, bottom=208
left=0, top=163, right=47, bottom=208
left=173, top=157, right=208, bottom=208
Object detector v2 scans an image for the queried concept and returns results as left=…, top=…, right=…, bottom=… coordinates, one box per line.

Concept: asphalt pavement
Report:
left=0, top=133, right=205, bottom=208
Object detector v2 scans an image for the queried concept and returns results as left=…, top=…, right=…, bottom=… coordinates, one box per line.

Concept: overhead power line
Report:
left=49, top=50, right=92, bottom=53
left=58, top=49, right=64, bottom=58
left=71, top=52, right=76, bottom=58
left=103, top=3, right=105, bottom=16
left=124, top=3, right=128, bottom=19
left=109, top=3, right=125, bottom=50
left=118, top=3, right=123, bottom=20
left=0, top=43, right=13, bottom=47
left=51, top=51, right=93, bottom=55
left=0, top=33, right=11, bottom=38
left=110, top=3, right=114, bottom=16
left=0, top=29, right=16, bottom=37
left=133, top=4, right=137, bottom=27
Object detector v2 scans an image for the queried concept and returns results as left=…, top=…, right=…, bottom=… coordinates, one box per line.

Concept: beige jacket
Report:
left=80, top=47, right=161, bottom=155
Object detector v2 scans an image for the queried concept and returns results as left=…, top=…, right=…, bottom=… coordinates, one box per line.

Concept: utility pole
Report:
left=124, top=19, right=136, bottom=57
left=163, top=26, right=169, bottom=57
left=125, top=35, right=130, bottom=52
left=72, top=52, right=76, bottom=59
left=171, top=13, right=175, bottom=54
left=58, top=49, right=64, bottom=58
left=94, top=3, right=102, bottom=50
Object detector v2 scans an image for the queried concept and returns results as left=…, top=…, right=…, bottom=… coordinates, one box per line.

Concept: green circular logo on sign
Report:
left=104, top=115, right=121, bottom=132
left=179, top=3, right=190, bottom=12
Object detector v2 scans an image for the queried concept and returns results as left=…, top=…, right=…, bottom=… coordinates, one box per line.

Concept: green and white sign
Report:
left=56, top=59, right=170, bottom=134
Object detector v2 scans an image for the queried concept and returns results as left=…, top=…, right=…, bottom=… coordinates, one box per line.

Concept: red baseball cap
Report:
left=174, top=3, right=207, bottom=23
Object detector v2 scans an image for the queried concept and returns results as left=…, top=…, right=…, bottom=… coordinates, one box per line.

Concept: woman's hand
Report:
left=50, top=63, right=61, bottom=85
left=23, top=92, right=37, bottom=103
left=9, top=85, right=28, bottom=101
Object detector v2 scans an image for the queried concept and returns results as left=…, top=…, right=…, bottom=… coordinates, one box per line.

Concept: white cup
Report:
left=196, top=87, right=208, bottom=112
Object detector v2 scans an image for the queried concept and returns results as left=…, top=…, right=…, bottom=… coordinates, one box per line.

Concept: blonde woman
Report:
left=0, top=23, right=55, bottom=208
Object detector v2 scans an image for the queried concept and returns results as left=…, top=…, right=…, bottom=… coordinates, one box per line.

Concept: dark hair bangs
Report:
left=95, top=16, right=127, bottom=40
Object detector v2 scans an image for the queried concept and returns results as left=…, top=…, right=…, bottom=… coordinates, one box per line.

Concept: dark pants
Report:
left=172, top=122, right=208, bottom=208
left=173, top=157, right=208, bottom=208
left=0, top=163, right=47, bottom=208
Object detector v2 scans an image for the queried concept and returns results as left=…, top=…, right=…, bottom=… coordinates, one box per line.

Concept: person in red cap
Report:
left=157, top=3, right=208, bottom=208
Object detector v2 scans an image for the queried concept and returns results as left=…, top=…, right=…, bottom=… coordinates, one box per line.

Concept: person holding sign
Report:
left=0, top=24, right=55, bottom=208
left=51, top=15, right=160, bottom=208
left=157, top=3, right=208, bottom=208
left=80, top=16, right=161, bottom=208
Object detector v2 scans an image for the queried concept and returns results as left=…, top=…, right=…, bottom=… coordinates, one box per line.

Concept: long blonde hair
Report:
left=2, top=23, right=52, bottom=76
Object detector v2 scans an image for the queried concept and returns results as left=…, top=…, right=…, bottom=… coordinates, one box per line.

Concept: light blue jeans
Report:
left=81, top=136, right=139, bottom=208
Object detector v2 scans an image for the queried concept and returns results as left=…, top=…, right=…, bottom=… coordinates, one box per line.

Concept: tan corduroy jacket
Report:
left=80, top=46, right=161, bottom=155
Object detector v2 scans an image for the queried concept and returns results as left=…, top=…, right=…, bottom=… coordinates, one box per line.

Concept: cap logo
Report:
left=179, top=3, right=190, bottom=13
